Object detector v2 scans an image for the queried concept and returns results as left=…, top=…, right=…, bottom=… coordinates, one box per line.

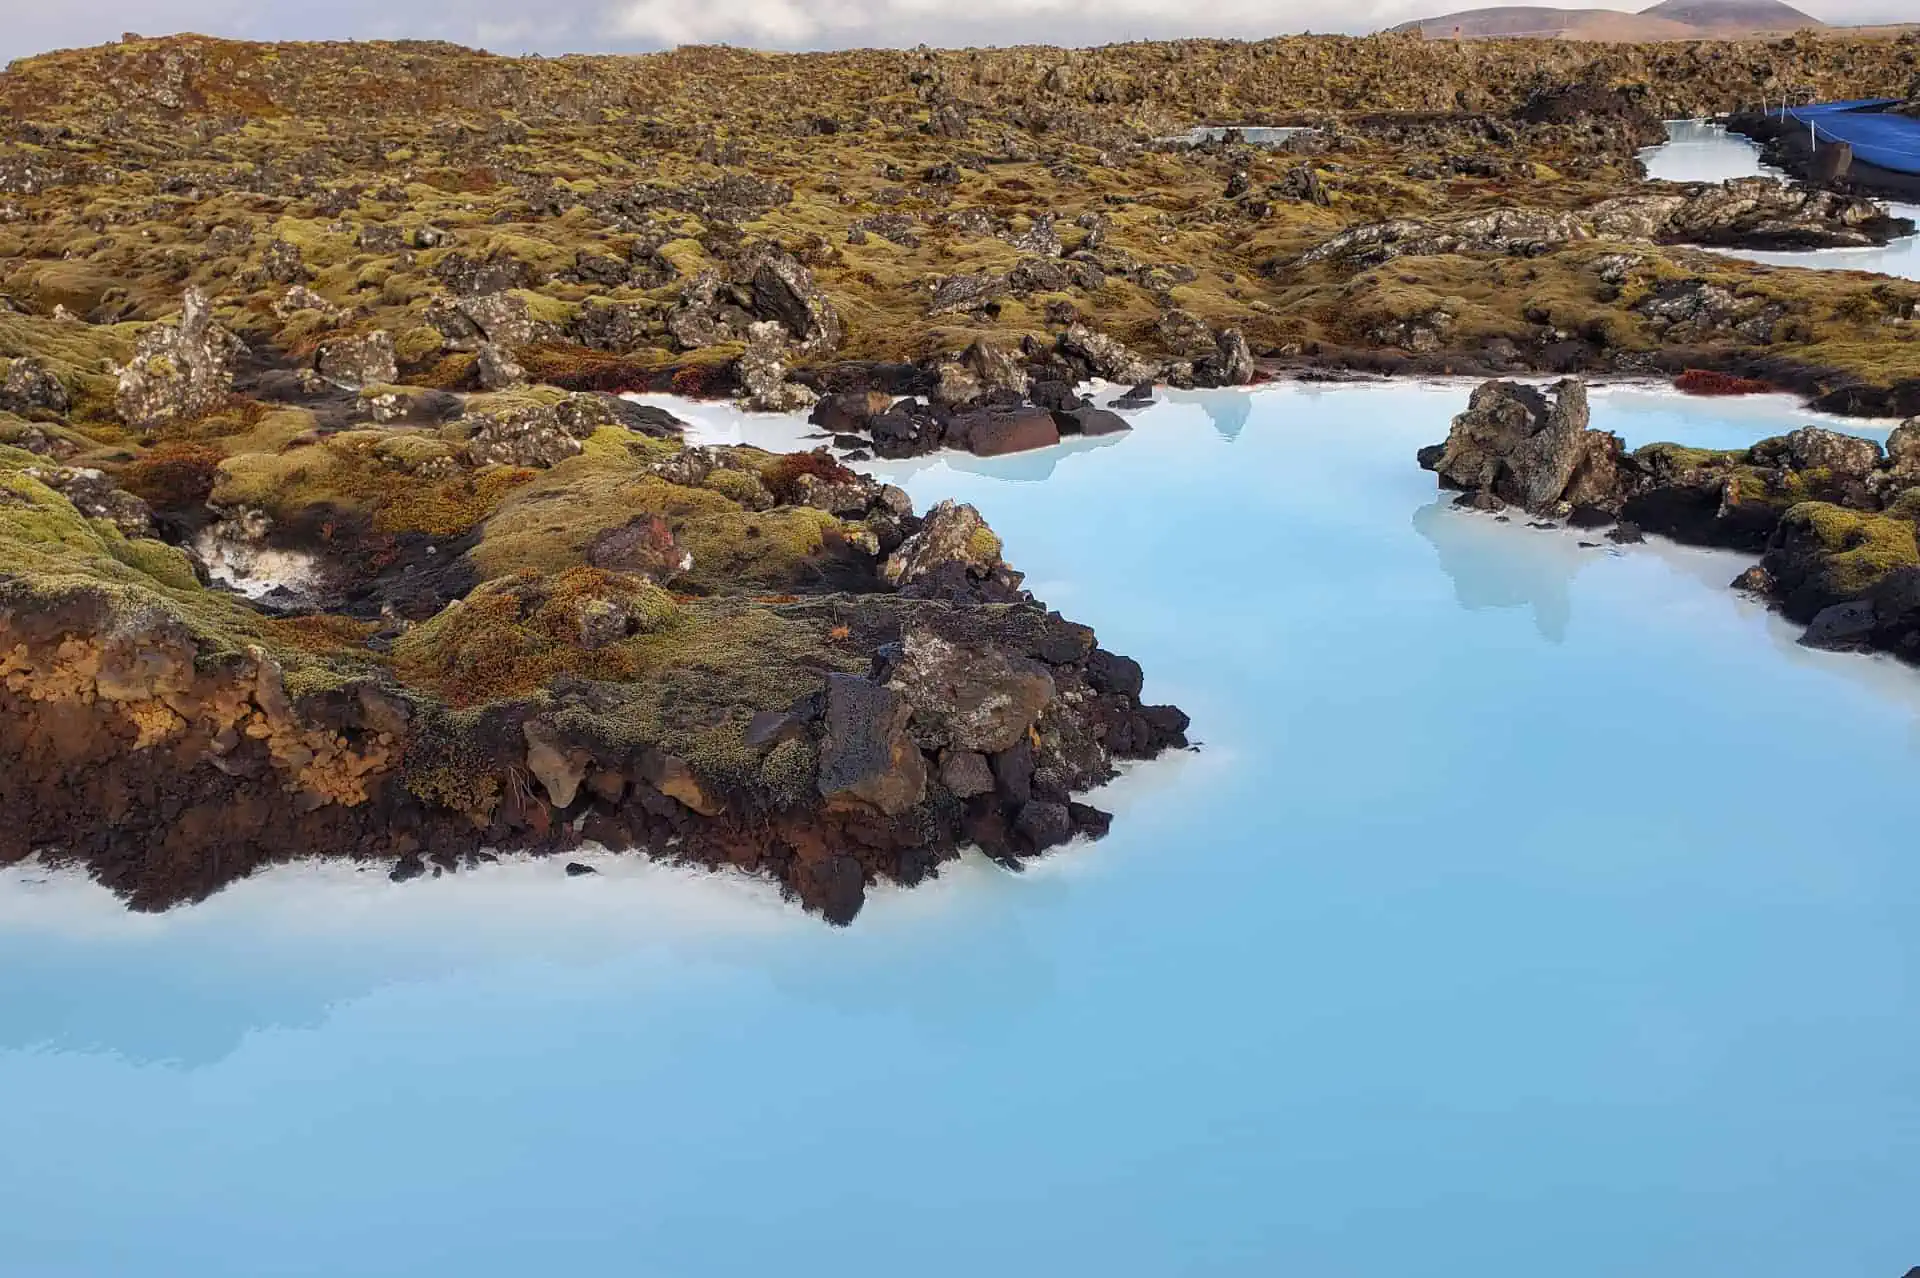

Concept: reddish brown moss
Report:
left=1676, top=369, right=1774, bottom=397
left=519, top=344, right=665, bottom=394
left=761, top=450, right=858, bottom=505
left=118, top=442, right=224, bottom=511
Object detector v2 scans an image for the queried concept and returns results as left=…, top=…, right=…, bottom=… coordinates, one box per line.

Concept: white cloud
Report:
left=0, top=0, right=1907, bottom=67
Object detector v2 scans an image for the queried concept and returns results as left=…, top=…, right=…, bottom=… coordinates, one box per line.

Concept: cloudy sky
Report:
left=3, top=0, right=1912, bottom=68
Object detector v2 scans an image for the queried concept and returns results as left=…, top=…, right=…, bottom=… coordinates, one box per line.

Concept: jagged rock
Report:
left=261, top=237, right=308, bottom=283
left=464, top=403, right=588, bottom=468
left=736, top=322, right=818, bottom=412
left=569, top=300, right=652, bottom=353
left=523, top=720, right=590, bottom=808
left=1005, top=214, right=1063, bottom=258
left=314, top=330, right=398, bottom=389
left=113, top=287, right=242, bottom=429
left=1755, top=427, right=1884, bottom=482
left=1059, top=323, right=1158, bottom=386
left=474, top=342, right=526, bottom=391
left=667, top=246, right=842, bottom=355
left=22, top=466, right=152, bottom=538
left=1015, top=800, right=1074, bottom=852
left=817, top=673, right=926, bottom=816
left=1887, top=419, right=1920, bottom=474
left=1637, top=280, right=1784, bottom=344
left=271, top=285, right=342, bottom=321
left=1294, top=179, right=1912, bottom=270
left=963, top=339, right=1031, bottom=399
left=927, top=272, right=1009, bottom=317
left=0, top=356, right=69, bottom=415
left=939, top=749, right=996, bottom=798
left=888, top=625, right=1056, bottom=754
left=1276, top=164, right=1330, bottom=206
left=1193, top=327, right=1255, bottom=387
left=1431, top=378, right=1597, bottom=512
left=1154, top=308, right=1217, bottom=359
left=884, top=500, right=1006, bottom=588
left=1370, top=309, right=1456, bottom=354
left=743, top=244, right=842, bottom=355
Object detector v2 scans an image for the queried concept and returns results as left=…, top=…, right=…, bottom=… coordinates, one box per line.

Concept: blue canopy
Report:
left=1783, top=100, right=1920, bottom=176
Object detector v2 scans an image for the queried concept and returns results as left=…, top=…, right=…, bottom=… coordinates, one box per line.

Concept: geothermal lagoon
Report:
left=3, top=382, right=1917, bottom=1278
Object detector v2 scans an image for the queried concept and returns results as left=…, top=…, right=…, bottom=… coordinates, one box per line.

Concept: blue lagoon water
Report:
left=3, top=384, right=1918, bottom=1277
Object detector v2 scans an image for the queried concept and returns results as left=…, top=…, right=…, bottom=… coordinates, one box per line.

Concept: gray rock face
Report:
left=668, top=245, right=842, bottom=355
left=0, top=356, right=69, bottom=415
left=1431, top=378, right=1596, bottom=512
left=1059, top=322, right=1158, bottom=386
left=462, top=398, right=633, bottom=469
left=883, top=499, right=1005, bottom=588
left=1771, top=426, right=1884, bottom=481
left=736, top=322, right=818, bottom=413
left=1887, top=418, right=1920, bottom=474
left=927, top=271, right=1009, bottom=317
left=314, top=330, right=398, bottom=389
left=888, top=625, right=1057, bottom=754
left=938, top=749, right=996, bottom=798
left=114, top=287, right=242, bottom=429
left=817, top=673, right=927, bottom=816
left=474, top=342, right=526, bottom=391
left=1194, top=327, right=1255, bottom=387
left=22, top=466, right=152, bottom=538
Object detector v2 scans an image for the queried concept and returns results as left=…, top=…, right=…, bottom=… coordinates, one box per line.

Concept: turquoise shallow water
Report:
left=3, top=384, right=1918, bottom=1277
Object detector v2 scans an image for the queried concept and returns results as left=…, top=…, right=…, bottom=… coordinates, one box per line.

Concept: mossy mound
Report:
left=1764, top=502, right=1920, bottom=618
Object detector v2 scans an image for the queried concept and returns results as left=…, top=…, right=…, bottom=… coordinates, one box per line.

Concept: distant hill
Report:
left=1393, top=0, right=1825, bottom=39
left=1638, top=0, right=1822, bottom=30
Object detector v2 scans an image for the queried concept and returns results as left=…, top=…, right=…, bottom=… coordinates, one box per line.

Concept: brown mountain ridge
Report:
left=1394, top=0, right=1823, bottom=40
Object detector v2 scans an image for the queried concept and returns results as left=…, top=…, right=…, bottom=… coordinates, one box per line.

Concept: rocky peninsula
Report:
left=1421, top=378, right=1920, bottom=660
left=3, top=31, right=1920, bottom=917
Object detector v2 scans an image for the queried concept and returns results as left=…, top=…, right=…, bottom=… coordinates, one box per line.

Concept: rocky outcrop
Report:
left=1426, top=379, right=1596, bottom=513
left=2, top=424, right=1185, bottom=927
left=736, top=322, right=818, bottom=412
left=1422, top=380, right=1920, bottom=663
left=113, top=288, right=243, bottom=429
left=669, top=245, right=842, bottom=357
left=883, top=499, right=1023, bottom=599
left=1058, top=323, right=1159, bottom=387
left=314, top=330, right=399, bottom=390
left=1293, top=179, right=1914, bottom=269
left=1, top=356, right=69, bottom=416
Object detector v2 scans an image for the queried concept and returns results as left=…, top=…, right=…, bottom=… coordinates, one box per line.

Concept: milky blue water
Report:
left=1641, top=120, right=1920, bottom=280
left=4, top=384, right=1918, bottom=1278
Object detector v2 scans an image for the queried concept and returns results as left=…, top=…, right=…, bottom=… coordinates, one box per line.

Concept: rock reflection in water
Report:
left=1412, top=499, right=1604, bottom=643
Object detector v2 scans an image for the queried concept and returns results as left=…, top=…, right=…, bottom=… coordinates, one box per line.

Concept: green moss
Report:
left=474, top=456, right=853, bottom=595
left=1633, top=443, right=1742, bottom=472
left=702, top=466, right=769, bottom=506
left=393, top=325, right=446, bottom=366
left=1779, top=501, right=1920, bottom=600
left=391, top=566, right=684, bottom=705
